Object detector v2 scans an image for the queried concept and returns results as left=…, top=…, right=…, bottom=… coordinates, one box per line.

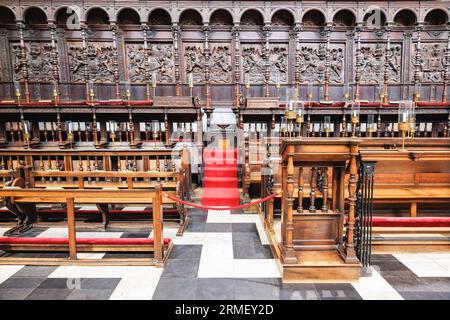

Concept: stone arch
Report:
left=117, top=7, right=141, bottom=26
left=271, top=8, right=295, bottom=26
left=85, top=7, right=110, bottom=25
left=23, top=6, right=48, bottom=25
left=240, top=8, right=264, bottom=26
left=209, top=8, right=234, bottom=26
left=148, top=8, right=172, bottom=25
left=393, top=8, right=417, bottom=26
left=301, top=8, right=326, bottom=27
left=424, top=8, right=449, bottom=26
left=332, top=9, right=357, bottom=27
left=178, top=8, right=203, bottom=26
left=0, top=6, right=16, bottom=25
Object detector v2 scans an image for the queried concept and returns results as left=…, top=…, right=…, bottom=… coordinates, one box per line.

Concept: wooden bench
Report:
left=16, top=168, right=189, bottom=235
left=0, top=187, right=171, bottom=266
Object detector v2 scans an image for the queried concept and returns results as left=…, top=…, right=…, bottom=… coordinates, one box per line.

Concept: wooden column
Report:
left=323, top=23, right=332, bottom=101
left=110, top=22, right=121, bottom=100
left=354, top=24, right=362, bottom=101
left=297, top=166, right=303, bottom=213
left=413, top=25, right=423, bottom=95
left=49, top=22, right=60, bottom=89
left=284, top=149, right=297, bottom=263
left=203, top=24, right=211, bottom=110
left=293, top=23, right=302, bottom=91
left=232, top=24, right=242, bottom=128
left=443, top=27, right=450, bottom=102
left=153, top=185, right=164, bottom=262
left=141, top=23, right=151, bottom=101
left=172, top=24, right=181, bottom=96
left=80, top=23, right=90, bottom=101
left=263, top=23, right=271, bottom=97
left=66, top=197, right=77, bottom=260
left=345, top=142, right=359, bottom=263
left=382, top=24, right=391, bottom=104
left=17, top=21, right=30, bottom=102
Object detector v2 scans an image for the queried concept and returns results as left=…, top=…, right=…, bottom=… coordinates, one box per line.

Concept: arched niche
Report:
left=149, top=9, right=171, bottom=25
left=302, top=9, right=326, bottom=27
left=241, top=9, right=264, bottom=26
left=179, top=9, right=202, bottom=26
left=393, top=9, right=417, bottom=26
left=24, top=7, right=47, bottom=25
left=55, top=7, right=78, bottom=28
left=363, top=8, right=387, bottom=27
left=0, top=6, right=15, bottom=26
left=210, top=9, right=233, bottom=26
left=117, top=8, right=140, bottom=26
left=271, top=9, right=294, bottom=26
left=86, top=7, right=110, bottom=26
left=424, top=9, right=448, bottom=26
left=333, top=9, right=356, bottom=27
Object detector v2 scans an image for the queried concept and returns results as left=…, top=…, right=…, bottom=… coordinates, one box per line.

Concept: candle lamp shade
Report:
left=343, top=83, right=351, bottom=102
left=66, top=121, right=74, bottom=142
left=378, top=83, right=385, bottom=101
left=296, top=101, right=305, bottom=123
left=414, top=83, right=421, bottom=101
left=324, top=116, right=331, bottom=136
left=398, top=100, right=414, bottom=124
left=152, top=72, right=157, bottom=88
left=88, top=80, right=96, bottom=100
left=367, top=114, right=375, bottom=136
left=350, top=101, right=360, bottom=124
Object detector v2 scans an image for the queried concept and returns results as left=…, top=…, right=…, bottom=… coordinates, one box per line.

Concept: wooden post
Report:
left=284, top=150, right=297, bottom=263
left=309, top=167, right=317, bottom=212
left=66, top=197, right=77, bottom=260
left=354, top=24, right=362, bottom=101
left=172, top=24, right=181, bottom=96
left=153, top=185, right=164, bottom=262
left=263, top=23, right=271, bottom=97
left=322, top=167, right=329, bottom=212
left=297, top=166, right=303, bottom=213
left=345, top=143, right=359, bottom=263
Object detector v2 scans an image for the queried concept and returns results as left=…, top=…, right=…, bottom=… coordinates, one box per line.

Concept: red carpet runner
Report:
left=201, top=148, right=241, bottom=208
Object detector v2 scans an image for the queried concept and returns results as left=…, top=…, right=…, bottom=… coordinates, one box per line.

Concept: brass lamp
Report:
left=350, top=101, right=360, bottom=137
left=413, top=83, right=421, bottom=103
left=14, top=81, right=21, bottom=106
left=152, top=71, right=157, bottom=97
left=188, top=73, right=194, bottom=97
left=398, top=100, right=414, bottom=151
left=285, top=87, right=298, bottom=138
left=274, top=73, right=281, bottom=98
left=152, top=120, right=159, bottom=146
left=324, top=116, right=331, bottom=138
left=281, top=116, right=288, bottom=137
left=367, top=114, right=375, bottom=138
left=125, top=82, right=132, bottom=106
left=22, top=120, right=30, bottom=149
left=52, top=81, right=59, bottom=106
left=296, top=101, right=305, bottom=136
left=88, top=80, right=95, bottom=106
left=66, top=121, right=74, bottom=144
left=306, top=82, right=313, bottom=104
left=378, top=83, right=385, bottom=104
left=343, top=83, right=351, bottom=104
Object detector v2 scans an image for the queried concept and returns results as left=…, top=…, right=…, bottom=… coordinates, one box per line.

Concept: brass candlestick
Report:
left=399, top=121, right=410, bottom=151
left=351, top=115, right=359, bottom=137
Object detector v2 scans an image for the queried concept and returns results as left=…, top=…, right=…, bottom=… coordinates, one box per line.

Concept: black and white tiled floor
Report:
left=0, top=208, right=449, bottom=300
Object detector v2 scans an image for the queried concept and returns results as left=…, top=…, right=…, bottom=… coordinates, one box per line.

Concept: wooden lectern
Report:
left=265, top=138, right=362, bottom=282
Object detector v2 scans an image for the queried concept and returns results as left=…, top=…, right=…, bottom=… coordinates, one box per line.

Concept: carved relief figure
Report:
left=299, top=44, right=344, bottom=83
left=184, top=45, right=204, bottom=82
left=414, top=43, right=445, bottom=82
left=241, top=45, right=265, bottom=83
left=360, top=43, right=401, bottom=83
left=126, top=43, right=174, bottom=83
left=210, top=45, right=231, bottom=83
left=68, top=42, right=114, bottom=82
left=269, top=46, right=288, bottom=82
left=11, top=42, right=54, bottom=82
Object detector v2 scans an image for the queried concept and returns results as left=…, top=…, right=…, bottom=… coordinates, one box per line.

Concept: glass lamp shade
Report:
left=350, top=101, right=360, bottom=124
left=398, top=100, right=414, bottom=124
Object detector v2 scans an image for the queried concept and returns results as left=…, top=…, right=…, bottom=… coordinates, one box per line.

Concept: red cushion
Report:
left=372, top=217, right=450, bottom=228
left=0, top=237, right=171, bottom=245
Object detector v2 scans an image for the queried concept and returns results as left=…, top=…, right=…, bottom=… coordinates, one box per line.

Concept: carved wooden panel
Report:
left=210, top=44, right=231, bottom=83
left=360, top=43, right=402, bottom=83
left=10, top=42, right=54, bottom=82
left=126, top=43, right=174, bottom=83
left=67, top=41, right=114, bottom=83
left=241, top=44, right=264, bottom=83
left=269, top=45, right=289, bottom=83
left=300, top=44, right=345, bottom=83
left=184, top=44, right=205, bottom=82
left=412, top=43, right=446, bottom=83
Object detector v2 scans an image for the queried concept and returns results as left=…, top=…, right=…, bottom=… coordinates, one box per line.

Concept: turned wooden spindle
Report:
left=156, top=156, right=161, bottom=182
left=78, top=156, right=83, bottom=172
left=285, top=153, right=297, bottom=263
left=321, top=167, right=329, bottom=212
left=297, top=167, right=304, bottom=213
left=309, top=167, right=318, bottom=213
left=164, top=157, right=169, bottom=182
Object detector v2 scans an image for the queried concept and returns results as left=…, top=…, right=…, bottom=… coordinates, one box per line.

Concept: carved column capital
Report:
left=231, top=24, right=241, bottom=35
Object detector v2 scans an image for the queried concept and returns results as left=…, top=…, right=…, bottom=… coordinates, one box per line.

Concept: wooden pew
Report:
left=0, top=187, right=172, bottom=266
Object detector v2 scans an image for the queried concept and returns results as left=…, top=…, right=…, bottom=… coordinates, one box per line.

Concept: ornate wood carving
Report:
left=412, top=43, right=446, bottom=83
left=68, top=42, right=115, bottom=83
left=210, top=44, right=231, bottom=83
left=126, top=43, right=174, bottom=83
left=184, top=44, right=205, bottom=82
left=300, top=43, right=344, bottom=83
left=269, top=45, right=289, bottom=83
left=11, top=42, right=55, bottom=82
left=360, top=43, right=401, bottom=83
left=241, top=44, right=264, bottom=83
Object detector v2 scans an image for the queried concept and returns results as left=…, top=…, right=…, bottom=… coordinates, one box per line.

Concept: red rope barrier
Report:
left=163, top=192, right=281, bottom=211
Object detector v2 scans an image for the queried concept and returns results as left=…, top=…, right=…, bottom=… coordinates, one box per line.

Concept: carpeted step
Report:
left=372, top=217, right=450, bottom=228
left=204, top=176, right=238, bottom=189
left=201, top=187, right=240, bottom=207
left=204, top=166, right=237, bottom=178
left=203, top=148, right=237, bottom=158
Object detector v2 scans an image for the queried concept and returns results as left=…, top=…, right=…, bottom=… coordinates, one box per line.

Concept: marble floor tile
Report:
left=351, top=268, right=403, bottom=300
left=0, top=265, right=24, bottom=284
